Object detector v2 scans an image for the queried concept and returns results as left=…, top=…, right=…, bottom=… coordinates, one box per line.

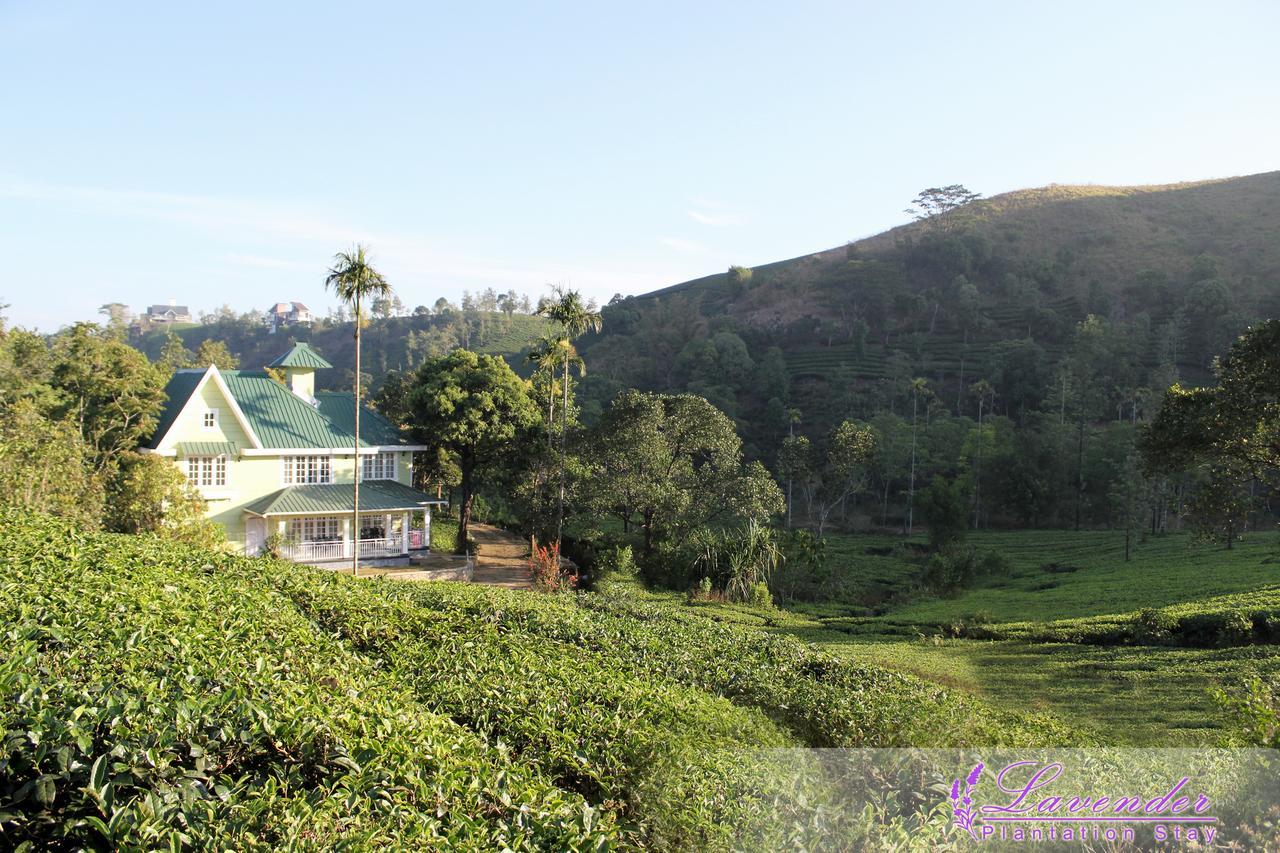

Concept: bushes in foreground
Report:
left=275, top=568, right=803, bottom=848
left=0, top=510, right=612, bottom=850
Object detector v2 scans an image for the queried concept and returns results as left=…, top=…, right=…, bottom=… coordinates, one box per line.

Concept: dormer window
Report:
left=203, top=409, right=219, bottom=429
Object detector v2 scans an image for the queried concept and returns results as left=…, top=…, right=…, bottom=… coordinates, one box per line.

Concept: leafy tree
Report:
left=726, top=265, right=753, bottom=295
left=586, top=391, right=782, bottom=557
left=105, top=451, right=225, bottom=548
left=968, top=379, right=995, bottom=528
left=791, top=420, right=878, bottom=537
left=193, top=339, right=238, bottom=370
left=49, top=323, right=166, bottom=474
left=325, top=244, right=392, bottom=576
left=905, top=378, right=932, bottom=534
left=1185, top=465, right=1256, bottom=550
left=905, top=185, right=982, bottom=231
left=917, top=475, right=969, bottom=552
left=537, top=287, right=603, bottom=547
left=1108, top=451, right=1146, bottom=561
left=407, top=350, right=539, bottom=549
left=0, top=400, right=103, bottom=527
left=157, top=330, right=194, bottom=375
left=98, top=302, right=131, bottom=330
left=1143, top=320, right=1280, bottom=495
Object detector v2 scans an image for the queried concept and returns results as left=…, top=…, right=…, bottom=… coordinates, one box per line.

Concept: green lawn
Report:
left=668, top=528, right=1280, bottom=745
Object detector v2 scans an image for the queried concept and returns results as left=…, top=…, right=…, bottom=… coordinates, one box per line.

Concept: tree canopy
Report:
left=408, top=350, right=539, bottom=548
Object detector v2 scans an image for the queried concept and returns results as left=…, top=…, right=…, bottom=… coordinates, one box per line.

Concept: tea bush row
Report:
left=0, top=510, right=614, bottom=850
left=387, top=581, right=1080, bottom=748
left=273, top=571, right=834, bottom=849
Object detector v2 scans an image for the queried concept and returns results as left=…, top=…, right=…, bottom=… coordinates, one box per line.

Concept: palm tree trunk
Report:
left=907, top=390, right=918, bottom=535
left=353, top=290, right=361, bottom=577
left=556, top=354, right=568, bottom=547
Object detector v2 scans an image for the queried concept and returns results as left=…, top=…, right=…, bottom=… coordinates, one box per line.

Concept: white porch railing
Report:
left=356, top=538, right=403, bottom=559
left=277, top=538, right=410, bottom=563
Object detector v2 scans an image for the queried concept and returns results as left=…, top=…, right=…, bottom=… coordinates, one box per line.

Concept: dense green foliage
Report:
left=0, top=322, right=212, bottom=543
left=579, top=173, right=1280, bottom=534
left=407, top=350, right=541, bottom=547
left=132, top=308, right=553, bottom=394
left=1, top=510, right=1082, bottom=850
left=0, top=510, right=610, bottom=850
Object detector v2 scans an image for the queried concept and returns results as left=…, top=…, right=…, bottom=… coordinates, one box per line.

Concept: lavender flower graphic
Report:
left=951, top=761, right=984, bottom=840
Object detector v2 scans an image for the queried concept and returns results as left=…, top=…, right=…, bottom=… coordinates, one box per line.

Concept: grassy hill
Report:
left=1, top=510, right=1077, bottom=850
left=582, top=170, right=1280, bottom=437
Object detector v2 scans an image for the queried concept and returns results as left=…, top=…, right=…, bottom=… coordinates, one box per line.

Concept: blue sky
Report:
left=2, top=1, right=1277, bottom=330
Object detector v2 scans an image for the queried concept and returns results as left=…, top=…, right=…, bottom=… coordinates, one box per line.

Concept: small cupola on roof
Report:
left=266, top=342, right=332, bottom=403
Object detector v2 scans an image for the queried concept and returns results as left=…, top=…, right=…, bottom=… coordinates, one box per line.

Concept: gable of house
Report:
left=149, top=365, right=418, bottom=452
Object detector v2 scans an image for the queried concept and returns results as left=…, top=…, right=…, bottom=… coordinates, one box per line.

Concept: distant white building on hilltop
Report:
left=142, top=300, right=193, bottom=326
left=266, top=301, right=314, bottom=333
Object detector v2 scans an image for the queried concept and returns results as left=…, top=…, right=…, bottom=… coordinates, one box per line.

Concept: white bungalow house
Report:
left=143, top=342, right=444, bottom=564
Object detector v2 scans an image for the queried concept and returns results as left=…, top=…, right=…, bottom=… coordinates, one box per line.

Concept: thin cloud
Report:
left=686, top=208, right=743, bottom=226
left=659, top=236, right=711, bottom=254
left=685, top=195, right=745, bottom=227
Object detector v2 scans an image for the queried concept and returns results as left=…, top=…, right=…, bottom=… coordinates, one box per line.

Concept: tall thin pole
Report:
left=907, top=387, right=918, bottom=535
left=352, top=289, right=361, bottom=578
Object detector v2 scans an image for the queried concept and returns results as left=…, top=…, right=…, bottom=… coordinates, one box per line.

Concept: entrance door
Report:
left=245, top=517, right=267, bottom=555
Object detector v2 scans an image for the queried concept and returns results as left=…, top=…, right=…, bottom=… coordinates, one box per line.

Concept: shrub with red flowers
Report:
left=529, top=540, right=577, bottom=592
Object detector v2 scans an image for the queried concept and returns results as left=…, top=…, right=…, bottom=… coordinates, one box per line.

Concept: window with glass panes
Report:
left=362, top=451, right=396, bottom=480
left=287, top=516, right=341, bottom=542
left=282, top=455, right=332, bottom=484
left=185, top=455, right=226, bottom=487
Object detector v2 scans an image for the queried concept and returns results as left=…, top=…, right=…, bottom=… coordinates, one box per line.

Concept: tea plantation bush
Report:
left=274, top=571, right=814, bottom=848
left=387, top=582, right=1079, bottom=748
left=1, top=509, right=1079, bottom=849
left=0, top=511, right=612, bottom=850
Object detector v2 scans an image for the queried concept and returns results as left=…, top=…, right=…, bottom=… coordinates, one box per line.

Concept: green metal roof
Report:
left=147, top=367, right=414, bottom=451
left=266, top=342, right=332, bottom=369
left=243, top=480, right=444, bottom=516
left=222, top=371, right=412, bottom=448
left=173, top=441, right=238, bottom=457
left=146, top=370, right=204, bottom=449
left=314, top=393, right=408, bottom=446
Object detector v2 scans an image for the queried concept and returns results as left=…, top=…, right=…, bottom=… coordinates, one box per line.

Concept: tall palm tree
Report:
left=906, top=378, right=930, bottom=535
left=325, top=244, right=391, bottom=577
left=536, top=287, right=602, bottom=547
left=969, top=379, right=995, bottom=530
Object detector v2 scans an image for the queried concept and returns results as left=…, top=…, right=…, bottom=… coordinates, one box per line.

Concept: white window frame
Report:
left=287, top=515, right=342, bottom=543
left=186, top=455, right=227, bottom=487
left=202, top=408, right=219, bottom=429
left=281, top=455, right=333, bottom=485
left=361, top=451, right=397, bottom=481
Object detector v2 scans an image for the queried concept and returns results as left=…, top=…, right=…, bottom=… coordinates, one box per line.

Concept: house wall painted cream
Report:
left=151, top=363, right=423, bottom=555
left=193, top=451, right=414, bottom=548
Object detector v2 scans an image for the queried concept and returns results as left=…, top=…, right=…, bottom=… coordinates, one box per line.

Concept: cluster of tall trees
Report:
left=367, top=288, right=782, bottom=591
left=0, top=319, right=219, bottom=544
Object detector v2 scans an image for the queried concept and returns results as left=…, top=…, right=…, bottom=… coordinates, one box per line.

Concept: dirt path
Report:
left=467, top=523, right=533, bottom=590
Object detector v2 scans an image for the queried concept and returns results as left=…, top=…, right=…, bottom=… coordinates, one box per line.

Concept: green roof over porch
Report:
left=243, top=480, right=446, bottom=517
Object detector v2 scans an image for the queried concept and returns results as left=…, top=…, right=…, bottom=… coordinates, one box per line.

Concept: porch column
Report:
left=424, top=506, right=431, bottom=551
left=401, top=510, right=410, bottom=554
left=342, top=516, right=352, bottom=558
